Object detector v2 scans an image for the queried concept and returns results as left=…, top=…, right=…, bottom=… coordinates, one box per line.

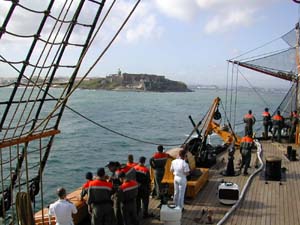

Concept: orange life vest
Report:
left=134, top=164, right=149, bottom=174
left=244, top=113, right=254, bottom=119
left=116, top=165, right=136, bottom=180
left=273, top=114, right=283, bottom=121
left=119, top=180, right=138, bottom=203
left=127, top=162, right=138, bottom=168
left=241, top=136, right=253, bottom=143
left=262, top=111, right=270, bottom=117
left=82, top=180, right=93, bottom=189
left=87, top=179, right=113, bottom=204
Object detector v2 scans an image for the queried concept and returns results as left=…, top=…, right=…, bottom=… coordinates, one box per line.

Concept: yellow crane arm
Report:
left=210, top=121, right=241, bottom=146
left=201, top=97, right=241, bottom=146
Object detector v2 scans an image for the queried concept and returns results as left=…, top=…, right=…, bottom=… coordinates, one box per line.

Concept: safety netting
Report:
left=230, top=27, right=299, bottom=82
left=226, top=25, right=300, bottom=135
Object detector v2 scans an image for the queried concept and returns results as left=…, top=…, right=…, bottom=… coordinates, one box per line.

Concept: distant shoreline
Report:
left=0, top=77, right=289, bottom=94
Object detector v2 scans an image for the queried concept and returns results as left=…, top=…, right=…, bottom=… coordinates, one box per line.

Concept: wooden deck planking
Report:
left=286, top=150, right=295, bottom=225
left=247, top=175, right=259, bottom=225
left=143, top=149, right=258, bottom=225
left=290, top=155, right=300, bottom=225
left=222, top=141, right=300, bottom=225
left=292, top=161, right=300, bottom=225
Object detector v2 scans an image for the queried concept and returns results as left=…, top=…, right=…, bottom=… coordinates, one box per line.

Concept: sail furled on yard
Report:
left=229, top=27, right=299, bottom=82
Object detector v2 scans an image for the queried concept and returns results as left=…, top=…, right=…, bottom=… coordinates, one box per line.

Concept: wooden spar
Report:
left=0, top=129, right=60, bottom=149
left=296, top=22, right=300, bottom=145
left=228, top=60, right=294, bottom=82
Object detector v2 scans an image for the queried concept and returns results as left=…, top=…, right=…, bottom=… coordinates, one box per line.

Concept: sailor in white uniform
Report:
left=49, top=187, right=77, bottom=225
left=170, top=149, right=190, bottom=210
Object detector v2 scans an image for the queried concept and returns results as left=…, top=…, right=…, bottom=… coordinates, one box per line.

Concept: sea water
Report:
left=0, top=87, right=286, bottom=204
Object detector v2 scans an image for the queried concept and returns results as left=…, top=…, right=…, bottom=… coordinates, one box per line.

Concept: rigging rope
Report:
left=30, top=0, right=142, bottom=134
left=225, top=62, right=230, bottom=116
left=0, top=0, right=18, bottom=40
left=237, top=67, right=271, bottom=109
left=0, top=0, right=56, bottom=138
left=219, top=100, right=239, bottom=140
left=229, top=62, right=235, bottom=122
left=0, top=0, right=185, bottom=150
left=233, top=64, right=239, bottom=131
left=21, top=1, right=81, bottom=134
left=0, top=58, right=182, bottom=147
left=235, top=47, right=294, bottom=63
left=1, top=61, right=184, bottom=147
left=66, top=106, right=182, bottom=146
left=17, top=2, right=47, bottom=14
left=229, top=36, right=282, bottom=61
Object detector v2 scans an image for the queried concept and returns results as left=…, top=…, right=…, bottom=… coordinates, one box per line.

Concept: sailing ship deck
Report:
left=135, top=140, right=299, bottom=225
left=36, top=140, right=298, bottom=225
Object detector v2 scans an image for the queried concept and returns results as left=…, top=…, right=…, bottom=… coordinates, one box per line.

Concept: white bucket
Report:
left=160, top=204, right=182, bottom=225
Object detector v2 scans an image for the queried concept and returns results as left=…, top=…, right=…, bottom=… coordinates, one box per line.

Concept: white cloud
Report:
left=92, top=1, right=163, bottom=43
left=126, top=15, right=163, bottom=43
left=154, top=0, right=199, bottom=21
left=117, top=1, right=163, bottom=43
left=204, top=10, right=253, bottom=34
left=153, top=0, right=280, bottom=34
left=196, top=0, right=278, bottom=34
left=196, top=0, right=234, bottom=9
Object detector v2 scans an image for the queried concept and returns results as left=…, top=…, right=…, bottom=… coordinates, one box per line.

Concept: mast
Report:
left=296, top=22, right=300, bottom=144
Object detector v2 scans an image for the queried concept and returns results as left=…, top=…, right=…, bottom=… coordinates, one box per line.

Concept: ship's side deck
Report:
left=224, top=141, right=299, bottom=225
left=75, top=140, right=299, bottom=225
left=141, top=140, right=299, bottom=225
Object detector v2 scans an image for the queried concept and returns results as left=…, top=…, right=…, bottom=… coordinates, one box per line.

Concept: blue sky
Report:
left=0, top=0, right=299, bottom=88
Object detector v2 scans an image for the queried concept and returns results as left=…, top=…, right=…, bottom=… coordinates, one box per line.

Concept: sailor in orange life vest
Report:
left=149, top=145, right=169, bottom=199
left=289, top=110, right=299, bottom=142
left=134, top=156, right=151, bottom=218
left=262, top=108, right=272, bottom=140
left=117, top=172, right=139, bottom=225
left=49, top=187, right=78, bottom=225
left=127, top=154, right=138, bottom=168
left=243, top=110, right=256, bottom=136
left=170, top=149, right=190, bottom=210
left=106, top=161, right=123, bottom=225
left=87, top=167, right=115, bottom=225
left=239, top=133, right=254, bottom=175
left=272, top=110, right=284, bottom=143
left=80, top=171, right=93, bottom=201
left=116, top=162, right=136, bottom=181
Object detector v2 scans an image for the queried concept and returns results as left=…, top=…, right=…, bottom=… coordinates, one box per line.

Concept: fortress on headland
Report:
left=107, top=73, right=165, bottom=84
left=79, top=71, right=192, bottom=92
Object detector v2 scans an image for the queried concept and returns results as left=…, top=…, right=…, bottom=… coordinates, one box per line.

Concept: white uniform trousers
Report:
left=173, top=175, right=187, bottom=209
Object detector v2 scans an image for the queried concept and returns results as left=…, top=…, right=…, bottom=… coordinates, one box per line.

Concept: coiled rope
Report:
left=15, top=192, right=34, bottom=225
